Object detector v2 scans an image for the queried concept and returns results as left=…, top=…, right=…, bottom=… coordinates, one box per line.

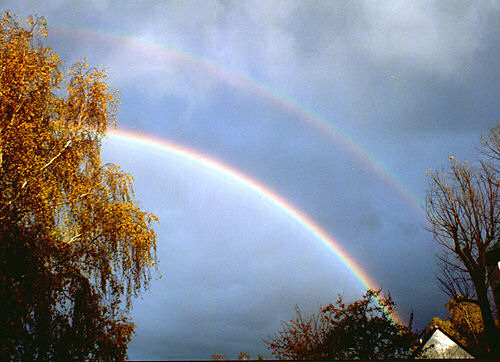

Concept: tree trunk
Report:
left=476, top=284, right=499, bottom=357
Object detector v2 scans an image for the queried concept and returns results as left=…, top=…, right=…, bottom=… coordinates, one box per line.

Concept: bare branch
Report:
left=425, top=147, right=500, bottom=355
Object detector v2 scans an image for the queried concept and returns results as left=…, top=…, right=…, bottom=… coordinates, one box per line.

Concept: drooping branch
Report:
left=0, top=13, right=157, bottom=360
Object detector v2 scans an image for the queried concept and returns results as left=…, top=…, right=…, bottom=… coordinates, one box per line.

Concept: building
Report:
left=415, top=327, right=474, bottom=359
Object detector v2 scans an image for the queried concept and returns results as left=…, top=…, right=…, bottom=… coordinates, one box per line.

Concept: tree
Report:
left=425, top=131, right=500, bottom=356
left=430, top=298, right=486, bottom=357
left=265, top=290, right=416, bottom=360
left=210, top=351, right=261, bottom=360
left=481, top=124, right=500, bottom=169
left=0, top=12, right=158, bottom=360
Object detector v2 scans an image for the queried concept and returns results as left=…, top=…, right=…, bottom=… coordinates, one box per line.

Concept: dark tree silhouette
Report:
left=425, top=126, right=500, bottom=357
left=265, top=290, right=416, bottom=360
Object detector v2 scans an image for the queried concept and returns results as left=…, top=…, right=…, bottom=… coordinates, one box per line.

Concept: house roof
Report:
left=414, top=327, right=475, bottom=359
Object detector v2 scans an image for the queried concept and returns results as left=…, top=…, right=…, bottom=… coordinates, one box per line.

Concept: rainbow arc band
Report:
left=51, top=23, right=424, bottom=219
left=50, top=22, right=414, bottom=324
left=107, top=129, right=404, bottom=325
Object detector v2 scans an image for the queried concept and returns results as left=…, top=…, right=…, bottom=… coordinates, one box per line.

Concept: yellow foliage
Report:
left=430, top=299, right=486, bottom=357
left=0, top=12, right=158, bottom=360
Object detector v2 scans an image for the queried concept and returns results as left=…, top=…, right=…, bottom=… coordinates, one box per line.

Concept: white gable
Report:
left=418, top=329, right=474, bottom=359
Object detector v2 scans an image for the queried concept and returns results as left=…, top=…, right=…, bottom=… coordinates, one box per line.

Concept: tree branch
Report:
left=42, top=138, right=72, bottom=171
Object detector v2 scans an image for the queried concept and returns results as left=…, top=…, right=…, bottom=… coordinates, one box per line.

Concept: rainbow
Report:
left=106, top=129, right=404, bottom=324
left=50, top=23, right=425, bottom=219
left=50, top=23, right=413, bottom=323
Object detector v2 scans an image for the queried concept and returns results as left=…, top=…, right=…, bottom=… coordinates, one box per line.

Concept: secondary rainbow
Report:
left=106, top=129, right=403, bottom=324
left=51, top=23, right=425, bottom=219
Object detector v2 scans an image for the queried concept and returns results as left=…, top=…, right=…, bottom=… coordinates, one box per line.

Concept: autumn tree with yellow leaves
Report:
left=265, top=290, right=416, bottom=360
left=0, top=12, right=158, bottom=360
left=430, top=299, right=486, bottom=357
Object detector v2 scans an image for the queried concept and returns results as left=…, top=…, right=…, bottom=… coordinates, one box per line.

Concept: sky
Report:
left=4, top=1, right=500, bottom=360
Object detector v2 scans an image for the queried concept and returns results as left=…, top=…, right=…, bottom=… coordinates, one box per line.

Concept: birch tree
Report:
left=0, top=12, right=158, bottom=360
